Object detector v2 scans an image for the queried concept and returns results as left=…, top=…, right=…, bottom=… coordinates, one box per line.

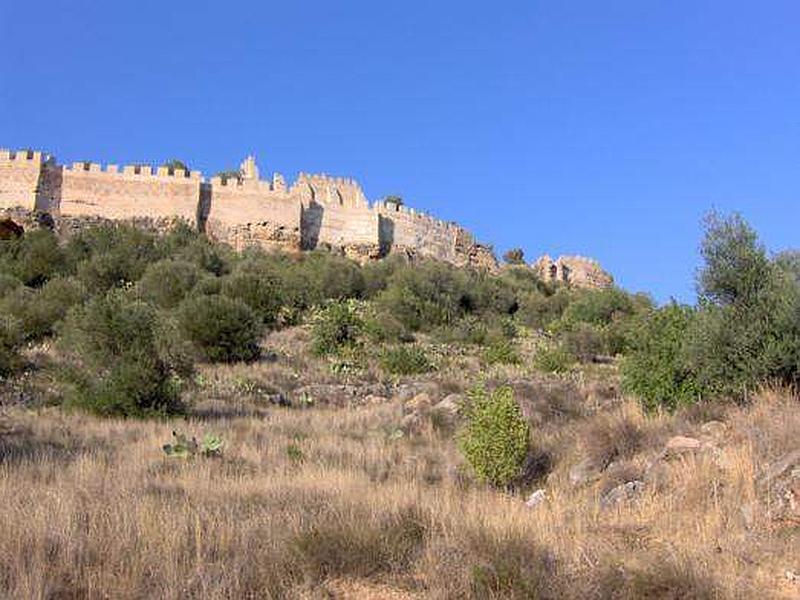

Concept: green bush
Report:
left=458, top=385, right=530, bottom=488
left=376, top=262, right=469, bottom=331
left=0, top=316, right=22, bottom=377
left=621, top=303, right=702, bottom=412
left=482, top=339, right=521, bottom=366
left=689, top=212, right=800, bottom=398
left=517, top=288, right=570, bottom=330
left=1, top=277, right=86, bottom=340
left=0, top=273, right=21, bottom=298
left=435, top=316, right=490, bottom=346
left=137, top=259, right=201, bottom=309
left=58, top=291, right=190, bottom=417
left=561, top=287, right=636, bottom=326
left=560, top=321, right=607, bottom=362
left=310, top=300, right=364, bottom=356
left=177, top=294, right=261, bottom=363
left=70, top=225, right=161, bottom=291
left=222, top=266, right=284, bottom=325
left=6, top=229, right=66, bottom=286
left=380, top=345, right=433, bottom=375
left=532, top=346, right=576, bottom=374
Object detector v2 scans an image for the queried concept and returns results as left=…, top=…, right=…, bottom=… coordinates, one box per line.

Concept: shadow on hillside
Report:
left=0, top=422, right=111, bottom=468
left=189, top=400, right=271, bottom=421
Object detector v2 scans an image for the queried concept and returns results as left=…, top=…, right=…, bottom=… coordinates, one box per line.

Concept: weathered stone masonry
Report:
left=0, top=148, right=613, bottom=286
left=0, top=149, right=497, bottom=269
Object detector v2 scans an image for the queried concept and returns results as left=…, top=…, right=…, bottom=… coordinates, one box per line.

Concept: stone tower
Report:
left=240, top=155, right=260, bottom=181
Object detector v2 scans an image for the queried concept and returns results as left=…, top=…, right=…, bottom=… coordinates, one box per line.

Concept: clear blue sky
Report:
left=2, top=1, right=799, bottom=302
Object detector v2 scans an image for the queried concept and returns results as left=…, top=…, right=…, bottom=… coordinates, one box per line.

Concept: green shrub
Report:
left=376, top=262, right=469, bottom=331
left=621, top=303, right=702, bottom=412
left=58, top=291, right=190, bottom=417
left=458, top=385, right=530, bottom=488
left=0, top=316, right=22, bottom=377
left=482, top=340, right=521, bottom=366
left=561, top=287, right=635, bottom=326
left=222, top=267, right=284, bottom=325
left=1, top=277, right=86, bottom=340
left=70, top=225, right=160, bottom=291
left=434, top=316, right=489, bottom=346
left=517, top=288, right=570, bottom=330
left=7, top=229, right=66, bottom=286
left=532, top=346, right=575, bottom=374
left=0, top=273, right=21, bottom=298
left=689, top=212, right=800, bottom=398
left=560, top=321, right=607, bottom=362
left=137, top=259, right=201, bottom=308
left=310, top=300, right=364, bottom=356
left=177, top=294, right=261, bottom=363
left=380, top=345, right=433, bottom=375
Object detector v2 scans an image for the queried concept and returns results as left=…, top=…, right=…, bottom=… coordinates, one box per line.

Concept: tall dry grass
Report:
left=0, top=387, right=798, bottom=598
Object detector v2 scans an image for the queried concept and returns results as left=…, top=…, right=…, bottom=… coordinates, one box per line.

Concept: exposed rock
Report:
left=532, top=254, right=613, bottom=289
left=600, top=480, right=645, bottom=509
left=394, top=382, right=439, bottom=403
left=292, top=383, right=390, bottom=407
left=662, top=436, right=704, bottom=459
left=700, top=420, right=728, bottom=439
left=758, top=449, right=800, bottom=487
left=406, top=392, right=433, bottom=413
left=0, top=217, right=23, bottom=240
left=434, top=394, right=463, bottom=416
left=525, top=488, right=547, bottom=509
left=363, top=394, right=389, bottom=405
left=758, top=449, right=800, bottom=526
left=569, top=457, right=605, bottom=486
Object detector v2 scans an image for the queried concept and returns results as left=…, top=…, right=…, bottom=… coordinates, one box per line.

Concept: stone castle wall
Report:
left=0, top=148, right=498, bottom=270
left=0, top=150, right=45, bottom=211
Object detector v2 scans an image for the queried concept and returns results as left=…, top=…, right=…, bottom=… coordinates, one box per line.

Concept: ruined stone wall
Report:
left=0, top=150, right=45, bottom=211
left=57, top=162, right=202, bottom=226
left=533, top=254, right=613, bottom=289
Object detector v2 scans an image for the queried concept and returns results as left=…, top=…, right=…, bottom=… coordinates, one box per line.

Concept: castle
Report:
left=0, top=148, right=612, bottom=287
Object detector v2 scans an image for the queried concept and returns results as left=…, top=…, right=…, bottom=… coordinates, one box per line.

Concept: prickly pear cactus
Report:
left=162, top=431, right=198, bottom=458
left=200, top=433, right=223, bottom=457
left=162, top=431, right=223, bottom=458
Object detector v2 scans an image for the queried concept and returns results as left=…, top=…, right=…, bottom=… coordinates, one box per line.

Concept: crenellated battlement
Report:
left=0, top=149, right=48, bottom=163
left=0, top=146, right=499, bottom=270
left=61, top=161, right=202, bottom=180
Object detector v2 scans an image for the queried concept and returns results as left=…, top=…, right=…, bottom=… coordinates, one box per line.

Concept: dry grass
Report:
left=0, top=378, right=798, bottom=598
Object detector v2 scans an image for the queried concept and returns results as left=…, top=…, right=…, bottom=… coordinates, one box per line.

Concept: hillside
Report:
left=0, top=214, right=798, bottom=598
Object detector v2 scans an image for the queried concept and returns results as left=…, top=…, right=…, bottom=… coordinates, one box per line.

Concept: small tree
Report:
left=310, top=300, right=364, bottom=356
left=161, top=159, right=190, bottom=173
left=215, top=169, right=242, bottom=182
left=177, top=294, right=261, bottom=363
left=621, top=303, right=702, bottom=412
left=458, top=385, right=530, bottom=488
left=384, top=195, right=404, bottom=206
left=58, top=291, right=190, bottom=417
left=503, top=248, right=525, bottom=265
left=138, top=259, right=202, bottom=309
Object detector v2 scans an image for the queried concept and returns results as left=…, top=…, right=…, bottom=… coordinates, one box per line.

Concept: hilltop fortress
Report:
left=0, top=148, right=612, bottom=287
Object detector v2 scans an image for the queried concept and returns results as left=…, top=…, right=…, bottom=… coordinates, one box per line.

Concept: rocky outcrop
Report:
left=532, top=254, right=613, bottom=289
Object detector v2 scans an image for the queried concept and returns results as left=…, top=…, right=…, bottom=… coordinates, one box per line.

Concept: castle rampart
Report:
left=0, top=147, right=504, bottom=271
left=0, top=150, right=46, bottom=212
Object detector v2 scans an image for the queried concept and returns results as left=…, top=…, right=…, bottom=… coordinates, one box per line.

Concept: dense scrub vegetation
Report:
left=0, top=221, right=644, bottom=416
left=0, top=211, right=797, bottom=417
